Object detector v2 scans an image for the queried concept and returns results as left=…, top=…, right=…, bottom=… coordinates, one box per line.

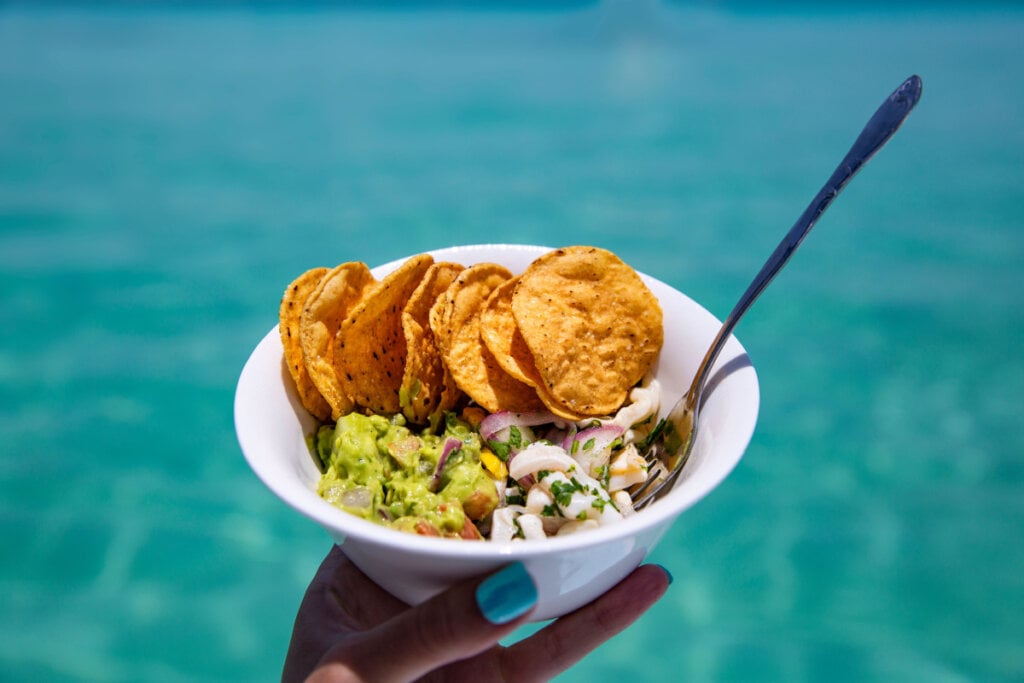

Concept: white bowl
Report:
left=235, top=244, right=759, bottom=621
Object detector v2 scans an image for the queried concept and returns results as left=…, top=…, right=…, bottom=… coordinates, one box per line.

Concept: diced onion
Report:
left=479, top=410, right=560, bottom=441
left=429, top=437, right=464, bottom=491
left=340, top=487, right=372, bottom=510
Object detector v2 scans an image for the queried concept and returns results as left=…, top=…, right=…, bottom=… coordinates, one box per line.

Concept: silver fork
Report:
left=630, top=74, right=923, bottom=509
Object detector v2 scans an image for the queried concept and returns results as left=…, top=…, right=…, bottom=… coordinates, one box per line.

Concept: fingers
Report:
left=323, top=546, right=410, bottom=629
left=502, top=563, right=672, bottom=681
left=313, top=562, right=539, bottom=683
left=293, top=552, right=671, bottom=683
left=282, top=545, right=408, bottom=683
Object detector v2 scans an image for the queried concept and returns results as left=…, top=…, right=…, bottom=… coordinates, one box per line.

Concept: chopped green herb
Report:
left=542, top=503, right=563, bottom=517
left=549, top=481, right=573, bottom=507
left=550, top=477, right=587, bottom=508
left=639, top=418, right=667, bottom=451
left=488, top=439, right=511, bottom=461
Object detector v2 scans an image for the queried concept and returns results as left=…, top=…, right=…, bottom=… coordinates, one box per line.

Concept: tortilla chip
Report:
left=511, top=245, right=663, bottom=416
left=479, top=276, right=540, bottom=386
left=299, top=262, right=376, bottom=420
left=431, top=263, right=546, bottom=414
left=279, top=267, right=332, bottom=421
left=400, top=261, right=465, bottom=426
left=336, top=254, right=434, bottom=415
left=478, top=275, right=589, bottom=420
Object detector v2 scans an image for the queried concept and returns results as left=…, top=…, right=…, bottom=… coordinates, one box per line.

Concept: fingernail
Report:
left=659, top=565, right=675, bottom=585
left=475, top=562, right=538, bottom=624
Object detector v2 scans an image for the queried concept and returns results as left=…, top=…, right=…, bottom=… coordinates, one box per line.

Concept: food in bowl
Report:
left=236, top=243, right=759, bottom=619
left=279, top=245, right=667, bottom=540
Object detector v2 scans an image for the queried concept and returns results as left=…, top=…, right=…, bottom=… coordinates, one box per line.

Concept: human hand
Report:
left=282, top=544, right=672, bottom=682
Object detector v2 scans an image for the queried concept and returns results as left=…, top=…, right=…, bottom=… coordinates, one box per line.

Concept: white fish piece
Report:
left=538, top=470, right=623, bottom=525
left=517, top=513, right=546, bottom=541
left=525, top=485, right=554, bottom=515
left=607, top=443, right=649, bottom=492
left=490, top=506, right=525, bottom=543
left=592, top=376, right=661, bottom=439
left=611, top=490, right=636, bottom=517
left=508, top=442, right=578, bottom=481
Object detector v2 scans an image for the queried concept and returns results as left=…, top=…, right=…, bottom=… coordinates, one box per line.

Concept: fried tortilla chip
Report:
left=337, top=254, right=434, bottom=415
left=478, top=275, right=589, bottom=420
left=400, top=261, right=465, bottom=426
left=512, top=245, right=663, bottom=417
left=431, top=263, right=545, bottom=414
left=299, top=262, right=376, bottom=420
left=479, top=276, right=540, bottom=386
left=280, top=267, right=332, bottom=421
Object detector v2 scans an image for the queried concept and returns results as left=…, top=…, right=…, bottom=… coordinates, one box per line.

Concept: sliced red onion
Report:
left=566, top=424, right=625, bottom=480
left=560, top=424, right=579, bottom=451
left=570, top=424, right=625, bottom=457
left=479, top=410, right=559, bottom=442
left=429, top=437, right=463, bottom=492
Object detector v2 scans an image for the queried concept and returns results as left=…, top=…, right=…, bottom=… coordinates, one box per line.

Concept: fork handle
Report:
left=686, top=74, right=923, bottom=403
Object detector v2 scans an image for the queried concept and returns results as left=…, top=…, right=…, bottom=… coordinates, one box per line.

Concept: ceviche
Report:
left=314, top=377, right=664, bottom=541
left=281, top=245, right=666, bottom=540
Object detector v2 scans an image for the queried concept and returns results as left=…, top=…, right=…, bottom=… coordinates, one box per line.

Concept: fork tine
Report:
left=626, top=445, right=670, bottom=508
left=636, top=454, right=688, bottom=508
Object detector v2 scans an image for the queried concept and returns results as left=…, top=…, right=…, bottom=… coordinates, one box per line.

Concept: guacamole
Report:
left=315, top=412, right=499, bottom=538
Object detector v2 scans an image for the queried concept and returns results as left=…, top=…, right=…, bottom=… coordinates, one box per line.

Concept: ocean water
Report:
left=1, top=2, right=1022, bottom=681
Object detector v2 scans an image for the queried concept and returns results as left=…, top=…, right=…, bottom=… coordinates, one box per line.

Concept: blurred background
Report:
left=1, top=1, right=1021, bottom=681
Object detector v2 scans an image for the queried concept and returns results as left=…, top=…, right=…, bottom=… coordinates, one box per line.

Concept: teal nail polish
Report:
left=660, top=565, right=675, bottom=585
left=475, top=562, right=538, bottom=624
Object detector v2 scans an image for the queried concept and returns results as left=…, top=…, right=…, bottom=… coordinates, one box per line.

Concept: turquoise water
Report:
left=2, top=2, right=1022, bottom=681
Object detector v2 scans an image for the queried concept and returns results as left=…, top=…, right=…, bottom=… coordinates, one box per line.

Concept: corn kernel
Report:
left=479, top=448, right=508, bottom=480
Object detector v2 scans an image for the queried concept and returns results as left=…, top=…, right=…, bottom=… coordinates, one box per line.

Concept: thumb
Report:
left=313, top=562, right=538, bottom=682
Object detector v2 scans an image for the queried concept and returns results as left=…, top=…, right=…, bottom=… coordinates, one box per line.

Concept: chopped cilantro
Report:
left=550, top=477, right=586, bottom=508
left=487, top=439, right=511, bottom=461
left=639, top=418, right=667, bottom=451
left=542, top=504, right=562, bottom=517
left=487, top=426, right=524, bottom=461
